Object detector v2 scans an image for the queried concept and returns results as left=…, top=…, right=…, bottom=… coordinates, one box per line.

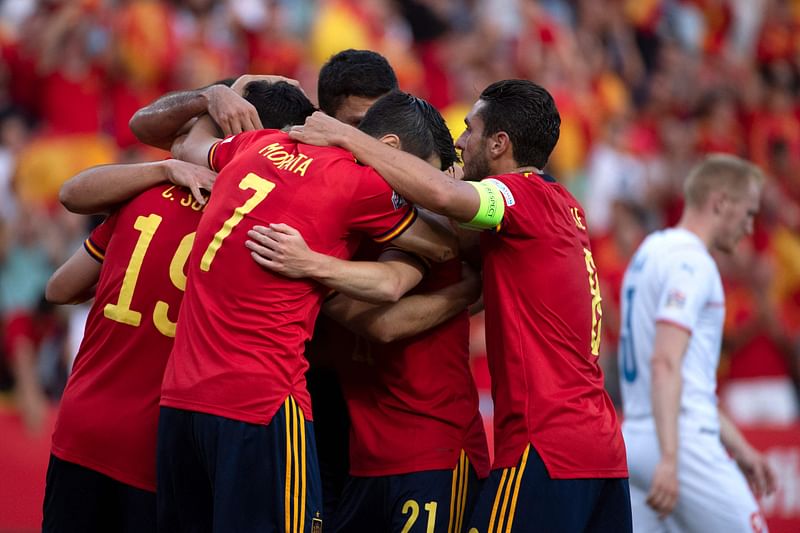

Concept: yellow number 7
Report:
left=201, top=172, right=276, bottom=271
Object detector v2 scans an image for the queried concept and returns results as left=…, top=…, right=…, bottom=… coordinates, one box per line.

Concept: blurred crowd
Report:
left=0, top=0, right=798, bottom=432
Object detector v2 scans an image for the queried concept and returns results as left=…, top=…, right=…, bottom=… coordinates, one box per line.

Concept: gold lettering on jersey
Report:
left=571, top=207, right=586, bottom=230
left=258, top=142, right=314, bottom=176
left=583, top=248, right=603, bottom=356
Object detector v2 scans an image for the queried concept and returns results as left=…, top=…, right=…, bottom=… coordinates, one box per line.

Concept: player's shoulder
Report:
left=642, top=228, right=716, bottom=278
left=119, top=182, right=205, bottom=221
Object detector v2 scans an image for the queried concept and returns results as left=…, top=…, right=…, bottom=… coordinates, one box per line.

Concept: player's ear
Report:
left=378, top=133, right=401, bottom=150
left=488, top=131, right=511, bottom=159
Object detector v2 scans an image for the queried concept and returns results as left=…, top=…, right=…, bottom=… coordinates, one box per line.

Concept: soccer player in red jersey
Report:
left=155, top=90, right=459, bottom=532
left=248, top=95, right=490, bottom=533
left=41, top=80, right=315, bottom=533
left=288, top=80, right=632, bottom=532
left=42, top=161, right=214, bottom=533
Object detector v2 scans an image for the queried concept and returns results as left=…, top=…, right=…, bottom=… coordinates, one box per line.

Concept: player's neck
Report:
left=514, top=166, right=542, bottom=175
left=676, top=211, right=714, bottom=249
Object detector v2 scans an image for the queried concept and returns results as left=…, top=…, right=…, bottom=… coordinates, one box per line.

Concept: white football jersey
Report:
left=618, top=228, right=725, bottom=430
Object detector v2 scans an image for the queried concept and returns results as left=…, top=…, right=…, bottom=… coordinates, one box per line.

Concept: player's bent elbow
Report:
left=45, top=279, right=71, bottom=305
left=58, top=182, right=85, bottom=215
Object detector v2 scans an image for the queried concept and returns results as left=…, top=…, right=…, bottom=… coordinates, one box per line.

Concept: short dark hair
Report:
left=317, top=49, right=398, bottom=116
left=478, top=80, right=560, bottom=169
left=358, top=91, right=457, bottom=170
left=242, top=81, right=316, bottom=129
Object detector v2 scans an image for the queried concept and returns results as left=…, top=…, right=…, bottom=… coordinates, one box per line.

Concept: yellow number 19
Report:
left=103, top=214, right=195, bottom=338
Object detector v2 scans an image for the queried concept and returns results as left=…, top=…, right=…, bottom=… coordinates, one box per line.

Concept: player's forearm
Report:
left=651, top=354, right=682, bottom=462
left=336, top=127, right=479, bottom=221
left=719, top=411, right=753, bottom=459
left=59, top=162, right=170, bottom=215
left=129, top=89, right=211, bottom=150
left=326, top=276, right=475, bottom=343
left=309, top=255, right=416, bottom=304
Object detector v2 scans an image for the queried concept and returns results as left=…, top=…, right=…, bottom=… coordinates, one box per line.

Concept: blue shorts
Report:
left=157, top=397, right=322, bottom=533
left=466, top=445, right=632, bottom=533
left=332, top=451, right=482, bottom=533
left=307, top=363, right=350, bottom=519
left=43, top=454, right=156, bottom=533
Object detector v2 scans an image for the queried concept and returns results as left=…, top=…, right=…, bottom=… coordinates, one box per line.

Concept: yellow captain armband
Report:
left=461, top=180, right=505, bottom=230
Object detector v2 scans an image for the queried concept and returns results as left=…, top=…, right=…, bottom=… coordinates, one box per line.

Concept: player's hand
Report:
left=646, top=457, right=679, bottom=518
left=245, top=223, right=322, bottom=278
left=734, top=445, right=777, bottom=498
left=288, top=111, right=348, bottom=147
left=161, top=159, right=216, bottom=205
left=202, top=84, right=263, bottom=136
left=446, top=164, right=465, bottom=181
left=230, top=74, right=305, bottom=96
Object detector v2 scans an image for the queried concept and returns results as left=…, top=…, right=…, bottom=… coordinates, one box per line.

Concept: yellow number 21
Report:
left=200, top=172, right=276, bottom=271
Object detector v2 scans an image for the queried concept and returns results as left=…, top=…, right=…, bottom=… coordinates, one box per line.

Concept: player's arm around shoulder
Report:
left=59, top=160, right=215, bottom=215
left=246, top=224, right=426, bottom=303
left=325, top=261, right=481, bottom=344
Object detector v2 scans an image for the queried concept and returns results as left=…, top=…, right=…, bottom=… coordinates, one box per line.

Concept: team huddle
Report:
left=42, top=49, right=775, bottom=533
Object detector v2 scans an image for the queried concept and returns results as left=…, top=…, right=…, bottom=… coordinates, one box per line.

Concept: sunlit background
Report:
left=0, top=0, right=799, bottom=531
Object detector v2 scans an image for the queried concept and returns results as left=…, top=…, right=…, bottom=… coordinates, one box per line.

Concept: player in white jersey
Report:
left=618, top=154, right=776, bottom=532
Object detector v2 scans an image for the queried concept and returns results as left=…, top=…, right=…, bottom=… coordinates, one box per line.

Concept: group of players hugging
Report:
left=42, top=48, right=774, bottom=533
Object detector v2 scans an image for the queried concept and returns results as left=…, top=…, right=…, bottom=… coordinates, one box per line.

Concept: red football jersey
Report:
left=51, top=184, right=204, bottom=491
left=480, top=172, right=628, bottom=478
left=327, top=248, right=490, bottom=479
left=160, top=130, right=416, bottom=425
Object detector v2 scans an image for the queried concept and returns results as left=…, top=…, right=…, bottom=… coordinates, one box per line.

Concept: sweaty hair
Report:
left=683, top=154, right=765, bottom=208
left=477, top=79, right=560, bottom=169
left=358, top=91, right=457, bottom=171
left=317, top=49, right=398, bottom=116
left=242, top=81, right=316, bottom=129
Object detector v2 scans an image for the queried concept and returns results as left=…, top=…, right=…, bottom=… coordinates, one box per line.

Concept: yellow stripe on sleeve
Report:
left=373, top=207, right=418, bottom=243
left=207, top=141, right=221, bottom=171
left=83, top=238, right=106, bottom=263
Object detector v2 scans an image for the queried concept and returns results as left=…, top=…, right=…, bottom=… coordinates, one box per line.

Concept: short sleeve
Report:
left=347, top=166, right=417, bottom=243
left=209, top=130, right=270, bottom=171
left=655, top=253, right=715, bottom=333
left=483, top=177, right=518, bottom=232
left=84, top=212, right=119, bottom=263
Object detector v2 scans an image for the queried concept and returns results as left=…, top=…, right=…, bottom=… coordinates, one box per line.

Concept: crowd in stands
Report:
left=0, top=0, right=798, bottom=432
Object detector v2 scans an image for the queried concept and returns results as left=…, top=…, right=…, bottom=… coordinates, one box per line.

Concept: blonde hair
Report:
left=683, top=154, right=765, bottom=208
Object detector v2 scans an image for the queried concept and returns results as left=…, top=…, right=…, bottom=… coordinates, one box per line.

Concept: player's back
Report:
left=619, top=227, right=724, bottom=431
left=162, top=130, right=415, bottom=426
left=479, top=171, right=627, bottom=478
left=52, top=183, right=204, bottom=491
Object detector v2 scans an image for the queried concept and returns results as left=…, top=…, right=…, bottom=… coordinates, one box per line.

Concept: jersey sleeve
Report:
left=654, top=253, right=715, bottom=333
left=347, top=166, right=418, bottom=243
left=208, top=130, right=268, bottom=171
left=482, top=177, right=518, bottom=232
left=83, top=212, right=119, bottom=263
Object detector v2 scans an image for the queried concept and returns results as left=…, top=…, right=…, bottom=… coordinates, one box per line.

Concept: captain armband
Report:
left=461, top=181, right=506, bottom=230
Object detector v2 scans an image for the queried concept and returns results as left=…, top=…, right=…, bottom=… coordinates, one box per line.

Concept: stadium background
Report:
left=0, top=0, right=798, bottom=531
